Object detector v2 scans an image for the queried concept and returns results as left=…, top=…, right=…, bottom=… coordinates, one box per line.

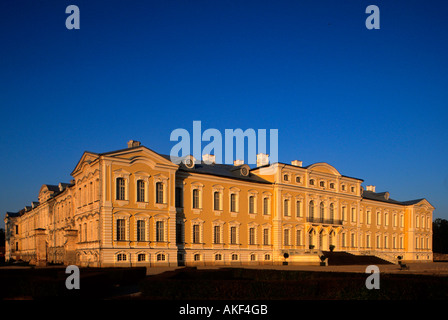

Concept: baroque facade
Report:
left=4, top=140, right=434, bottom=267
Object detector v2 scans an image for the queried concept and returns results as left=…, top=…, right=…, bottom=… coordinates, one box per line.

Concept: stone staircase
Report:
left=322, top=251, right=394, bottom=266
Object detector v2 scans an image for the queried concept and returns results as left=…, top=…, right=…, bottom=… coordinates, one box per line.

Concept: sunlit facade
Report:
left=4, top=140, right=434, bottom=267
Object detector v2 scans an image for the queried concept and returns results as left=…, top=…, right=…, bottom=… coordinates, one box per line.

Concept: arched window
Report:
left=309, top=200, right=314, bottom=218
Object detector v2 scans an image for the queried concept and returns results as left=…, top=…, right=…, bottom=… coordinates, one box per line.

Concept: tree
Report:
left=433, top=219, right=448, bottom=253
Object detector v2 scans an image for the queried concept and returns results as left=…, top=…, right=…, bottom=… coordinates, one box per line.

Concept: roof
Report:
left=362, top=190, right=425, bottom=206
left=159, top=154, right=272, bottom=184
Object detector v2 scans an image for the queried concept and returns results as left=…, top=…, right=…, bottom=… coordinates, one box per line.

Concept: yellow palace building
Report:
left=4, top=140, right=434, bottom=267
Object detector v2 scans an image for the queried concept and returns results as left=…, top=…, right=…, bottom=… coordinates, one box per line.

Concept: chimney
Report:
left=127, top=140, right=141, bottom=148
left=202, top=154, right=215, bottom=164
left=291, top=160, right=303, bottom=167
left=366, top=185, right=376, bottom=192
left=256, top=153, right=269, bottom=167
left=234, top=159, right=244, bottom=166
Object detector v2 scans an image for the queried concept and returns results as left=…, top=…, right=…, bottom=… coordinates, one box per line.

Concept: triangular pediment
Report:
left=71, top=151, right=99, bottom=177
left=101, top=146, right=178, bottom=169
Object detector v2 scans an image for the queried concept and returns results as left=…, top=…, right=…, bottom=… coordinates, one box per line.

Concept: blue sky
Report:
left=1, top=0, right=447, bottom=228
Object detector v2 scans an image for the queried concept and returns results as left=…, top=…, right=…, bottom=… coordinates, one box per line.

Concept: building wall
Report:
left=4, top=144, right=434, bottom=267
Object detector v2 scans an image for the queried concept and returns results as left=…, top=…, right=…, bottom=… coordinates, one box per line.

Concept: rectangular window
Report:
left=193, top=224, right=200, bottom=244
left=263, top=229, right=269, bottom=245
left=156, top=182, right=164, bottom=204
left=263, top=197, right=269, bottom=215
left=116, top=178, right=126, bottom=200
left=213, top=225, right=221, bottom=244
left=249, top=228, right=255, bottom=245
left=213, top=192, right=220, bottom=211
left=249, top=196, right=255, bottom=214
left=156, top=221, right=164, bottom=242
left=284, top=199, right=289, bottom=217
left=296, top=201, right=302, bottom=217
left=116, top=219, right=125, bottom=241
left=230, top=194, right=237, bottom=212
left=230, top=226, right=237, bottom=244
left=284, top=229, right=290, bottom=246
left=192, top=189, right=200, bottom=209
left=137, top=220, right=145, bottom=241
left=137, top=180, right=145, bottom=202
left=296, top=230, right=302, bottom=245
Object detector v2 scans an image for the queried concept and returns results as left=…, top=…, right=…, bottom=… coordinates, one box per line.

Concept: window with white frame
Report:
left=213, top=191, right=221, bottom=211
left=156, top=182, right=164, bottom=204
left=213, top=224, right=222, bottom=244
left=193, top=224, right=200, bottom=244
left=249, top=227, right=256, bottom=245
left=284, top=199, right=290, bottom=217
left=309, top=200, right=315, bottom=219
left=117, top=253, right=127, bottom=261
left=229, top=223, right=240, bottom=245
left=249, top=195, right=256, bottom=214
left=296, top=229, right=302, bottom=246
left=156, top=220, right=164, bottom=242
left=262, top=193, right=271, bottom=215
left=296, top=200, right=302, bottom=218
left=137, top=220, right=146, bottom=241
left=230, top=190, right=240, bottom=213
left=284, top=228, right=290, bottom=246
left=263, top=228, right=270, bottom=245
left=116, top=178, right=126, bottom=201
left=192, top=189, right=200, bottom=209
left=116, top=219, right=126, bottom=241
left=137, top=180, right=145, bottom=202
